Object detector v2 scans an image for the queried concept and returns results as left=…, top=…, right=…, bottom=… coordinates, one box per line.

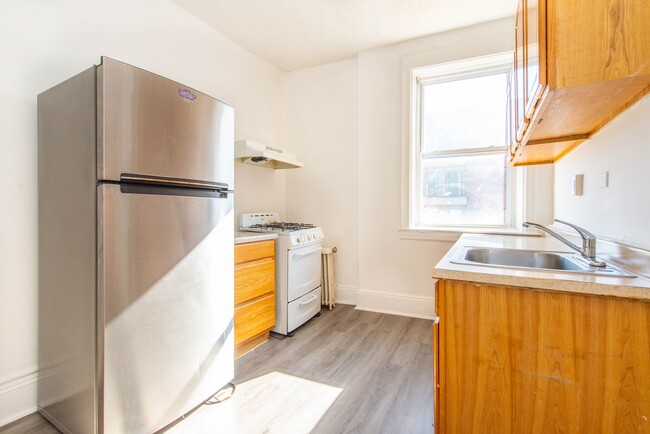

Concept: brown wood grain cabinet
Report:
left=234, top=240, right=276, bottom=358
left=433, top=279, right=650, bottom=434
left=509, top=0, right=650, bottom=166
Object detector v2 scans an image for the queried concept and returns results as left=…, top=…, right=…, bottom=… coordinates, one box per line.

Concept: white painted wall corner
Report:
left=331, top=284, right=358, bottom=306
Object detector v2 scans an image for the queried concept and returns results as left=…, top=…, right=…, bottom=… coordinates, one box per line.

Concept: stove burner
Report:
left=249, top=222, right=316, bottom=232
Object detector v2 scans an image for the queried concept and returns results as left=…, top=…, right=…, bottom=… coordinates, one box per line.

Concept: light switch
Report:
left=572, top=174, right=584, bottom=196
left=598, top=171, right=609, bottom=188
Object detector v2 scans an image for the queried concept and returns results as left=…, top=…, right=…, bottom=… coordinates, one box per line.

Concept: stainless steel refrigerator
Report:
left=38, top=57, right=235, bottom=433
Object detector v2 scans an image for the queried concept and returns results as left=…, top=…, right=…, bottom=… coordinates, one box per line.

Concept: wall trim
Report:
left=0, top=370, right=39, bottom=427
left=399, top=18, right=515, bottom=230
left=332, top=284, right=357, bottom=306
left=355, top=288, right=435, bottom=320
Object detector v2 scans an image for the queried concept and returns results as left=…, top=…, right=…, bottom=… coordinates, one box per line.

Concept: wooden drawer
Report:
left=234, top=259, right=275, bottom=305
left=234, top=294, right=275, bottom=346
left=235, top=240, right=275, bottom=264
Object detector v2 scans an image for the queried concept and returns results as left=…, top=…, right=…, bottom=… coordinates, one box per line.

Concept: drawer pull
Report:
left=294, top=247, right=321, bottom=258
left=299, top=294, right=318, bottom=306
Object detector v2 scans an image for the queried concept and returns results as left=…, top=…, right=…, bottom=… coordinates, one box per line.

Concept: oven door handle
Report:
left=293, top=247, right=321, bottom=258
left=298, top=294, right=318, bottom=306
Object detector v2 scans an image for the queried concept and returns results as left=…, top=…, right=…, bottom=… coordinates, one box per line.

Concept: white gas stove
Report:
left=240, top=213, right=324, bottom=247
left=240, top=213, right=323, bottom=335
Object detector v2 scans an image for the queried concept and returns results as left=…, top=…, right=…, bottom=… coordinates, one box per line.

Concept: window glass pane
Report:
left=419, top=153, right=507, bottom=226
left=422, top=73, right=507, bottom=152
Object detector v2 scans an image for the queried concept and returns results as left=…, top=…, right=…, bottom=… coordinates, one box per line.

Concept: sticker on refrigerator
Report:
left=178, top=88, right=197, bottom=101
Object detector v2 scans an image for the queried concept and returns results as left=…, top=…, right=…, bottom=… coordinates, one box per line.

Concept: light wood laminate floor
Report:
left=1, top=305, right=434, bottom=434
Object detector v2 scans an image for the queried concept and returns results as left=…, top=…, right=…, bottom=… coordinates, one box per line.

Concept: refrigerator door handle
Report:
left=118, top=182, right=233, bottom=198
left=121, top=173, right=230, bottom=191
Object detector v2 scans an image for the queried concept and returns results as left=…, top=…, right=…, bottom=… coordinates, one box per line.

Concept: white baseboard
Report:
left=0, top=370, right=39, bottom=428
left=355, top=288, right=435, bottom=320
left=332, top=284, right=358, bottom=306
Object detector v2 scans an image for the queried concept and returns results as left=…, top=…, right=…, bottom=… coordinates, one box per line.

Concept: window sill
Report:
left=398, top=227, right=540, bottom=242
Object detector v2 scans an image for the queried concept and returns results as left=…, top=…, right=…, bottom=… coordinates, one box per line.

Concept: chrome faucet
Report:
left=523, top=219, right=606, bottom=267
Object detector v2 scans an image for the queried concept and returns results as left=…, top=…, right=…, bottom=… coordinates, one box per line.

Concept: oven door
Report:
left=287, top=243, right=322, bottom=302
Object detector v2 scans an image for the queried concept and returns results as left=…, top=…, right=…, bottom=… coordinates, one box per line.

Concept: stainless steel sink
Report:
left=451, top=246, right=636, bottom=277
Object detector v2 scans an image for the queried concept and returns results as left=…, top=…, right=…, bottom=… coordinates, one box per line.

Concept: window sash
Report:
left=417, top=64, right=511, bottom=88
left=414, top=149, right=513, bottom=229
left=413, top=63, right=513, bottom=229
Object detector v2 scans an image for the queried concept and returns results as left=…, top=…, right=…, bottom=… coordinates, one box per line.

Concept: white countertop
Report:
left=433, top=234, right=650, bottom=300
left=234, top=231, right=278, bottom=245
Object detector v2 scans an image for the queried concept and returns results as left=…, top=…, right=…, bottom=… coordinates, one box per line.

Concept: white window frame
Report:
left=402, top=52, right=528, bottom=240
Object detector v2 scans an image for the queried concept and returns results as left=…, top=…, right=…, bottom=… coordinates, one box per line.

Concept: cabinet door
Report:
left=524, top=0, right=545, bottom=118
left=433, top=280, right=444, bottom=434
left=514, top=0, right=528, bottom=141
left=234, top=259, right=275, bottom=305
left=438, top=280, right=650, bottom=434
left=234, top=294, right=275, bottom=346
left=506, top=67, right=518, bottom=158
left=235, top=240, right=275, bottom=264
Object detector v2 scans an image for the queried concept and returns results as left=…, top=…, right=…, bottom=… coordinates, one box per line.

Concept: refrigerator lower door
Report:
left=98, top=184, right=234, bottom=433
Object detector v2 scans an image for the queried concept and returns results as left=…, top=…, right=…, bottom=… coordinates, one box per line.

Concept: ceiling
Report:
left=172, top=0, right=516, bottom=72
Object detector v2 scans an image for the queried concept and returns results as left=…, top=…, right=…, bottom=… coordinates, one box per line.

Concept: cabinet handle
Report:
left=294, top=247, right=321, bottom=257
left=299, top=294, right=318, bottom=305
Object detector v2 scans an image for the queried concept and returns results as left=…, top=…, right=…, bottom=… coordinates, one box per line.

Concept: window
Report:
left=409, top=53, right=515, bottom=231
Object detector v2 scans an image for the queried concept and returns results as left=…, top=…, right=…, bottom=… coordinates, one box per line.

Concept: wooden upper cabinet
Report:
left=524, top=0, right=545, bottom=119
left=514, top=1, right=528, bottom=142
left=506, top=67, right=518, bottom=158
left=509, top=0, right=650, bottom=166
left=550, top=0, right=650, bottom=88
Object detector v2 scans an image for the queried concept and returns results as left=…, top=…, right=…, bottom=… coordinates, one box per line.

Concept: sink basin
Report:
left=464, top=248, right=583, bottom=271
left=451, top=247, right=636, bottom=277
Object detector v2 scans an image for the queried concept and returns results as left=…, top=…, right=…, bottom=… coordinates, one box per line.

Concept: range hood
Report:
left=234, top=139, right=303, bottom=169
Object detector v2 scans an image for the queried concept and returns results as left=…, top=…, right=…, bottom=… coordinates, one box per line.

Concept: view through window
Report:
left=416, top=67, right=511, bottom=228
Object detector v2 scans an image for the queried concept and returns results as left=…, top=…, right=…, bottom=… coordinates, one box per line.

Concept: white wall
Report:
left=235, top=164, right=287, bottom=220
left=280, top=17, right=551, bottom=319
left=554, top=95, right=650, bottom=250
left=356, top=18, right=516, bottom=317
left=0, top=0, right=284, bottom=425
left=283, top=59, right=359, bottom=302
left=0, top=4, right=566, bottom=425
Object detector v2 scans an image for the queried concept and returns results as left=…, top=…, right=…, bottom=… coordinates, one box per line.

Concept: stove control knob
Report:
left=308, top=234, right=313, bottom=240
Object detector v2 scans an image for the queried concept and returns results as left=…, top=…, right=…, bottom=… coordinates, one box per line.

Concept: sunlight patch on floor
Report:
left=167, top=371, right=342, bottom=434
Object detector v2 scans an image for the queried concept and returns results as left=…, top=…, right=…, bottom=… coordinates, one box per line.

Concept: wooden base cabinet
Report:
left=234, top=240, right=276, bottom=358
left=434, top=279, right=650, bottom=434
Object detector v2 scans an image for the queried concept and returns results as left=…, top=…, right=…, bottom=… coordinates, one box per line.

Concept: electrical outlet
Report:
left=598, top=171, right=609, bottom=188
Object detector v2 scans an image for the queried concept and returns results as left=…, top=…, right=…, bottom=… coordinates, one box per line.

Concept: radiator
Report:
left=321, top=247, right=337, bottom=310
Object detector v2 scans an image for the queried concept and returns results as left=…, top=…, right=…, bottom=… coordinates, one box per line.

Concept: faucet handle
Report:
left=553, top=219, right=596, bottom=241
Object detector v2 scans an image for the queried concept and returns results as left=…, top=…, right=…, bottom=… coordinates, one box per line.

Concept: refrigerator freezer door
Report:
left=97, top=57, right=234, bottom=187
left=98, top=184, right=234, bottom=433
